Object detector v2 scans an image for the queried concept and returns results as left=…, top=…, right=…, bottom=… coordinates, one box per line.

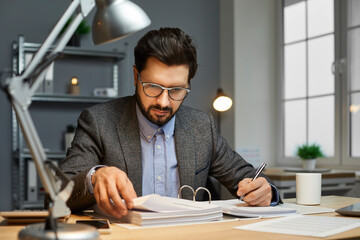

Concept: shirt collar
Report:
left=136, top=103, right=175, bottom=143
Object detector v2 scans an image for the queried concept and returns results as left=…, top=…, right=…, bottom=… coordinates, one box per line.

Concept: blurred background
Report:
left=0, top=0, right=359, bottom=210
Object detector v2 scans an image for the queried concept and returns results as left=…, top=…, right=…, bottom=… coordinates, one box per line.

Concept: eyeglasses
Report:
left=138, top=73, right=191, bottom=101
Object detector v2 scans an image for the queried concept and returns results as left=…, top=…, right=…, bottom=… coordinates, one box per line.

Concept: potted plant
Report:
left=61, top=17, right=91, bottom=47
left=296, top=143, right=325, bottom=170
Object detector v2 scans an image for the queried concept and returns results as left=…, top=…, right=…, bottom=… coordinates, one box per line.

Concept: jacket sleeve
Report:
left=56, top=108, right=104, bottom=211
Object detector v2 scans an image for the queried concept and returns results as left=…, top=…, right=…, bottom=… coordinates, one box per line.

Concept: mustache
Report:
left=149, top=105, right=172, bottom=112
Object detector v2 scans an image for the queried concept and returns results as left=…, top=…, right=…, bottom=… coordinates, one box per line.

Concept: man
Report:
left=60, top=27, right=280, bottom=218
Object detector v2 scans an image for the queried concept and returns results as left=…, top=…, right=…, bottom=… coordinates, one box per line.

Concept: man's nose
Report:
left=156, top=89, right=171, bottom=107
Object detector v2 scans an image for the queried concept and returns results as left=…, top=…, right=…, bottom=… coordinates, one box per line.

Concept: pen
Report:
left=239, top=162, right=267, bottom=201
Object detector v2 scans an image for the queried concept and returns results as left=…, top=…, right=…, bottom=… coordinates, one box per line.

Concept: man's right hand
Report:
left=91, top=166, right=137, bottom=218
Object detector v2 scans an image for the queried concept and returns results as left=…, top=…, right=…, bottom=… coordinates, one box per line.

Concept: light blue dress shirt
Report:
left=136, top=104, right=180, bottom=197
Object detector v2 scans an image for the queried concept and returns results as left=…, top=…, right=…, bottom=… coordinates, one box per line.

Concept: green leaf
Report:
left=296, top=143, right=325, bottom=160
left=60, top=17, right=91, bottom=36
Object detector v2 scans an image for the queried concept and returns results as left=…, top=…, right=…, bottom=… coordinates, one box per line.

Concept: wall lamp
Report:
left=213, top=88, right=233, bottom=112
left=213, top=88, right=233, bottom=133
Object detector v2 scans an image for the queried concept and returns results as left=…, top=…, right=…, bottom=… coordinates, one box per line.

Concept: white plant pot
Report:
left=302, top=158, right=316, bottom=170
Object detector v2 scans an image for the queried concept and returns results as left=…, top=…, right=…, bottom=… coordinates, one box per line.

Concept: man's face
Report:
left=134, top=57, right=189, bottom=126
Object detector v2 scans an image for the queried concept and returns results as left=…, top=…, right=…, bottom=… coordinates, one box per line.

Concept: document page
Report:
left=212, top=199, right=296, bottom=218
left=281, top=202, right=334, bottom=215
left=212, top=199, right=334, bottom=218
left=235, top=215, right=360, bottom=237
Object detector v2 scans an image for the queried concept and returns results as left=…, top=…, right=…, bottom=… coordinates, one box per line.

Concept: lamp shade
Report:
left=213, top=88, right=232, bottom=112
left=92, top=0, right=151, bottom=45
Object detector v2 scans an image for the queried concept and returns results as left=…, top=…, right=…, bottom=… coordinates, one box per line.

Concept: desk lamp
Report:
left=213, top=88, right=233, bottom=133
left=1, top=0, right=150, bottom=239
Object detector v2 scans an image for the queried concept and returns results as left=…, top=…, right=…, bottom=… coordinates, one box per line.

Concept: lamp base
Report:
left=18, top=222, right=100, bottom=240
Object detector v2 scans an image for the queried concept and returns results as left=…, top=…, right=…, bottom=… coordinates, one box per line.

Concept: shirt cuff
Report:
left=86, top=165, right=107, bottom=194
left=269, top=183, right=282, bottom=206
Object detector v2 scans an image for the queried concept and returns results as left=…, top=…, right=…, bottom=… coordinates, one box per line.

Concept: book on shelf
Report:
left=90, top=194, right=223, bottom=226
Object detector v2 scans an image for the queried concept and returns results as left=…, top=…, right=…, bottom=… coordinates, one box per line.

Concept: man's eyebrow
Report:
left=146, top=80, right=189, bottom=89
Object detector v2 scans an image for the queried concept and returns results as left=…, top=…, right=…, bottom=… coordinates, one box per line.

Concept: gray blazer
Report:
left=60, top=95, right=274, bottom=211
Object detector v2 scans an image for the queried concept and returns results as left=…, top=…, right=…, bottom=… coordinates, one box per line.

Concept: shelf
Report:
left=32, top=94, right=116, bottom=103
left=17, top=150, right=67, bottom=159
left=20, top=201, right=46, bottom=210
left=12, top=35, right=125, bottom=210
left=19, top=42, right=125, bottom=60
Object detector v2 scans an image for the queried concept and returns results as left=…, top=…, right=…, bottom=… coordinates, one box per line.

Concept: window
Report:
left=281, top=0, right=360, bottom=166
left=344, top=0, right=360, bottom=163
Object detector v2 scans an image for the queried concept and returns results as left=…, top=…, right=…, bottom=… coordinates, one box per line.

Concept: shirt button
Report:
left=157, top=176, right=162, bottom=181
left=158, top=128, right=161, bottom=132
left=147, top=135, right=151, bottom=139
left=157, top=145, right=161, bottom=149
left=166, top=135, right=169, bottom=139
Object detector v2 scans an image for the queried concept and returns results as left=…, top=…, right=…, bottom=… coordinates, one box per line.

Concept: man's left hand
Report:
left=237, top=177, right=272, bottom=206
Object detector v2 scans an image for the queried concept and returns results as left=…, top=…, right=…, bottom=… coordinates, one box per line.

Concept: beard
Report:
left=135, top=89, right=181, bottom=127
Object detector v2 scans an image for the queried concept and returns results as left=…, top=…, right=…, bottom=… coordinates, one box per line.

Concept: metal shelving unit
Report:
left=32, top=94, right=115, bottom=103
left=11, top=35, right=125, bottom=209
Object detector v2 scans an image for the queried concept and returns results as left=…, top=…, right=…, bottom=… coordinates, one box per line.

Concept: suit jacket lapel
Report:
left=175, top=107, right=196, bottom=200
left=115, top=96, right=143, bottom=196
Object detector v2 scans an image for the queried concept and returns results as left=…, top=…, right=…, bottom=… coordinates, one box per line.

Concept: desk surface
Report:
left=264, top=168, right=356, bottom=181
left=1, top=196, right=360, bottom=240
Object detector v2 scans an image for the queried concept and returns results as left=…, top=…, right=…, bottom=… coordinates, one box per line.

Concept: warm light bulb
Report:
left=213, top=96, right=233, bottom=112
left=71, top=77, right=78, bottom=85
left=350, top=104, right=360, bottom=113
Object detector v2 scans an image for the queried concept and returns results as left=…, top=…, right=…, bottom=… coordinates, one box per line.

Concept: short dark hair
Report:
left=134, top=27, right=198, bottom=81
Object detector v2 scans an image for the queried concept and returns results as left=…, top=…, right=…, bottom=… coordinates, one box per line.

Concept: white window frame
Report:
left=279, top=0, right=360, bottom=168
left=342, top=0, right=360, bottom=165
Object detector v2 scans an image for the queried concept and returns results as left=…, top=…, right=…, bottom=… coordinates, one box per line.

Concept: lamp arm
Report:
left=4, top=0, right=95, bottom=218
left=11, top=101, right=73, bottom=218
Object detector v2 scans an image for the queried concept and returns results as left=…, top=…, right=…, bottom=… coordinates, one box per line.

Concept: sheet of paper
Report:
left=212, top=199, right=334, bottom=218
left=211, top=199, right=296, bottom=218
left=235, top=215, right=360, bottom=237
left=280, top=202, right=334, bottom=215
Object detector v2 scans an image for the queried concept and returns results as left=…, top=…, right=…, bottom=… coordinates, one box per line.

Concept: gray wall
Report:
left=219, top=0, right=280, bottom=199
left=0, top=0, right=219, bottom=210
left=233, top=0, right=279, bottom=167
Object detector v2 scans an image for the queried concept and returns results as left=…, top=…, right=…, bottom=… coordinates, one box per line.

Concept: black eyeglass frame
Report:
left=137, top=73, right=191, bottom=101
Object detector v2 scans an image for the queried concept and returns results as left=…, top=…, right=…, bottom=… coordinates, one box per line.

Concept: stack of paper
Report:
left=91, top=194, right=223, bottom=226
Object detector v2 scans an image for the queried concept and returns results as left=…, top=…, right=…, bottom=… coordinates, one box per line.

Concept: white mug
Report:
left=296, top=173, right=322, bottom=205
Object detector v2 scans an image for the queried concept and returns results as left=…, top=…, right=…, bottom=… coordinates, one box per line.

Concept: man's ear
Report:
left=133, top=65, right=138, bottom=87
